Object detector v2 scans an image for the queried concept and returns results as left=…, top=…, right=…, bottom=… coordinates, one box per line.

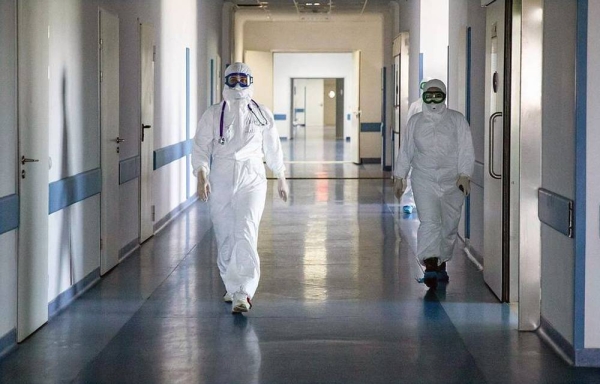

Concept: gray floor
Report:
left=1, top=133, right=599, bottom=383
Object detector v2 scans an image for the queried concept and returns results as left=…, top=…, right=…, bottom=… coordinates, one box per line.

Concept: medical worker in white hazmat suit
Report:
left=394, top=79, right=474, bottom=289
left=192, top=62, right=289, bottom=313
left=400, top=79, right=430, bottom=213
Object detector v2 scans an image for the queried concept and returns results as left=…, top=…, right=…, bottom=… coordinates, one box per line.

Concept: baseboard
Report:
left=0, top=328, right=16, bottom=360
left=48, top=268, right=101, bottom=319
left=154, top=195, right=198, bottom=234
left=361, top=158, right=381, bottom=164
left=119, top=237, right=140, bottom=261
left=538, top=316, right=575, bottom=366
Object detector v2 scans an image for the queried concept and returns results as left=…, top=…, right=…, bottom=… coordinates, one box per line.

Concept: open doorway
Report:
left=289, top=78, right=348, bottom=162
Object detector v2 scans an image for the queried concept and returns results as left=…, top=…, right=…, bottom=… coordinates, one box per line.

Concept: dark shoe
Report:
left=437, top=261, right=449, bottom=282
left=423, top=257, right=439, bottom=289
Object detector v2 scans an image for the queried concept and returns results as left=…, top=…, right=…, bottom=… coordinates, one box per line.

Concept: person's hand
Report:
left=277, top=177, right=289, bottom=202
left=456, top=175, right=470, bottom=196
left=197, top=169, right=211, bottom=201
left=394, top=178, right=407, bottom=199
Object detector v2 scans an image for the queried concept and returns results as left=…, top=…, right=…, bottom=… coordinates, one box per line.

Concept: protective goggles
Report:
left=224, top=73, right=253, bottom=88
left=422, top=91, right=446, bottom=104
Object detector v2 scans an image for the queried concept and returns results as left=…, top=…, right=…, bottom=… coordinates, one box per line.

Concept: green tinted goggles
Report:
left=422, top=91, right=446, bottom=104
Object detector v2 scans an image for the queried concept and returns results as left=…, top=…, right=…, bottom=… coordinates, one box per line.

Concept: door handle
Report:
left=21, top=156, right=39, bottom=165
left=141, top=124, right=151, bottom=141
left=488, top=112, right=502, bottom=180
left=115, top=137, right=125, bottom=144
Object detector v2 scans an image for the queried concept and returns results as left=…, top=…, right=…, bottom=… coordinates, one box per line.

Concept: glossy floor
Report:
left=1, top=178, right=599, bottom=383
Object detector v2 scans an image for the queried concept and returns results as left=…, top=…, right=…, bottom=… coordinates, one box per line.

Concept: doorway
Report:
left=289, top=78, right=347, bottom=163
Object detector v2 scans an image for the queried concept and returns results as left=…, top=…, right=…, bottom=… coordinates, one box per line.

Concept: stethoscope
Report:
left=219, top=100, right=268, bottom=145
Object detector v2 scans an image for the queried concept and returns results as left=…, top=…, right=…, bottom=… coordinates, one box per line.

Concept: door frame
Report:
left=98, top=8, right=120, bottom=275
left=139, top=22, right=154, bottom=244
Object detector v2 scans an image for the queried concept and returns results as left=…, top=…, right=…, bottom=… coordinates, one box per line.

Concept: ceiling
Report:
left=227, top=0, right=396, bottom=16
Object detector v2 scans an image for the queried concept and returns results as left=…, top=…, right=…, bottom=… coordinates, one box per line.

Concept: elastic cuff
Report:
left=194, top=166, right=209, bottom=178
left=276, top=171, right=286, bottom=179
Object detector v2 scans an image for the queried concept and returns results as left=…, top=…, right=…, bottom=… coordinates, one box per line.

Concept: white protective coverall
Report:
left=400, top=98, right=423, bottom=210
left=394, top=79, right=474, bottom=265
left=192, top=63, right=286, bottom=299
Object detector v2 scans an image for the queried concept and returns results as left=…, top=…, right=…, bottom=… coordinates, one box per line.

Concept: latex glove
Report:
left=277, top=177, right=289, bottom=202
left=456, top=175, right=471, bottom=196
left=394, top=178, right=407, bottom=200
left=197, top=169, right=211, bottom=202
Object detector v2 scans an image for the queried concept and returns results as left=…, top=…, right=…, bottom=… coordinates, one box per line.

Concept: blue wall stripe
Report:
left=294, top=108, right=304, bottom=113
left=49, top=169, right=102, bottom=214
left=360, top=122, right=382, bottom=132
left=347, top=114, right=351, bottom=121
left=381, top=67, right=387, bottom=169
left=419, top=53, right=424, bottom=85
left=210, top=58, right=214, bottom=106
left=0, top=328, right=16, bottom=358
left=466, top=27, right=472, bottom=124
left=465, top=26, right=472, bottom=239
left=153, top=139, right=192, bottom=170
left=186, top=49, right=191, bottom=198
left=574, top=0, right=588, bottom=352
left=0, top=194, right=19, bottom=235
left=48, top=267, right=100, bottom=318
left=119, top=156, right=140, bottom=185
left=274, top=114, right=286, bottom=121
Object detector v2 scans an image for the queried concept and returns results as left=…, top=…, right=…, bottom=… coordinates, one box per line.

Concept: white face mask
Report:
left=223, top=84, right=253, bottom=102
left=424, top=101, right=446, bottom=114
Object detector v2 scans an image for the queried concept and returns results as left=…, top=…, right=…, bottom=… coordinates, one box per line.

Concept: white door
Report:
left=392, top=53, right=400, bottom=173
left=17, top=0, right=49, bottom=342
left=392, top=33, right=410, bottom=174
left=99, top=9, right=120, bottom=274
left=483, top=0, right=506, bottom=301
left=305, top=79, right=324, bottom=128
left=139, top=23, right=155, bottom=243
left=351, top=50, right=361, bottom=164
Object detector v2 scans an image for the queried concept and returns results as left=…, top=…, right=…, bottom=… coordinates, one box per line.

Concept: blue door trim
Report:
left=0, top=194, right=19, bottom=235
left=574, top=0, right=588, bottom=352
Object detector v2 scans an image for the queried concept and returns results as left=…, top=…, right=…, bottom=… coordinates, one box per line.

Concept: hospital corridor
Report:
left=2, top=0, right=600, bottom=382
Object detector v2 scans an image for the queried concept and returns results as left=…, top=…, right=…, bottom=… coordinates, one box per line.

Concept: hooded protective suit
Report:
left=394, top=79, right=474, bottom=265
left=192, top=62, right=286, bottom=300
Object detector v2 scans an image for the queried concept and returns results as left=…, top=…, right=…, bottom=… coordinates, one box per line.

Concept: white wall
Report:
left=420, top=0, right=449, bottom=86
left=586, top=0, right=600, bottom=349
left=153, top=0, right=199, bottom=224
left=47, top=0, right=102, bottom=301
left=541, top=0, right=577, bottom=345
left=398, top=0, right=421, bottom=105
left=273, top=53, right=354, bottom=139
